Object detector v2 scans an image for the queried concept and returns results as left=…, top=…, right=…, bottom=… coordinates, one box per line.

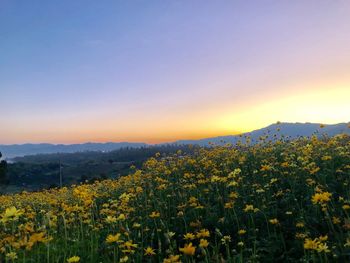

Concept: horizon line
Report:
left=1, top=121, right=349, bottom=146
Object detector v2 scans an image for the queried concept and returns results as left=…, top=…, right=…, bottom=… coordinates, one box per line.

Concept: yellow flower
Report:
left=228, top=181, right=238, bottom=187
left=211, top=175, right=222, bottom=183
left=243, top=204, right=254, bottom=212
left=120, top=240, right=138, bottom=254
left=306, top=178, right=316, bottom=186
left=117, top=214, right=126, bottom=221
left=25, top=232, right=52, bottom=250
left=304, top=238, right=319, bottom=250
left=163, top=254, right=181, bottom=263
left=149, top=211, right=160, bottom=218
left=342, top=204, right=350, bottom=210
left=119, top=256, right=129, bottom=262
left=1, top=206, right=23, bottom=222
left=319, top=235, right=328, bottom=242
left=237, top=241, right=244, bottom=247
left=303, top=237, right=330, bottom=253
left=270, top=178, right=278, bottom=184
left=67, top=256, right=80, bottom=263
left=105, top=215, right=117, bottom=223
left=224, top=202, right=234, bottom=209
left=269, top=218, right=279, bottom=225
left=183, top=232, right=196, bottom=240
left=132, top=223, right=141, bottom=228
left=238, top=229, right=246, bottom=235
left=144, top=247, right=156, bottom=256
left=281, top=161, right=289, bottom=167
left=179, top=243, right=196, bottom=256
left=189, top=220, right=201, bottom=228
left=199, top=239, right=209, bottom=248
left=311, top=192, right=332, bottom=205
left=106, top=233, right=122, bottom=244
left=6, top=252, right=18, bottom=260
left=316, top=243, right=330, bottom=253
left=196, top=229, right=210, bottom=238
left=296, top=222, right=304, bottom=228
left=309, top=167, right=320, bottom=175
left=229, top=191, right=239, bottom=199
left=260, top=164, right=272, bottom=171
left=321, top=155, right=332, bottom=161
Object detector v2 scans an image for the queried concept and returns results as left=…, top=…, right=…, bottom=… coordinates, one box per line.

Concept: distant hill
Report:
left=1, top=122, right=349, bottom=159
left=173, top=122, right=350, bottom=146
left=0, top=142, right=147, bottom=159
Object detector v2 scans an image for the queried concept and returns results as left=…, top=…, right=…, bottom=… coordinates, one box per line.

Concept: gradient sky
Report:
left=1, top=1, right=350, bottom=144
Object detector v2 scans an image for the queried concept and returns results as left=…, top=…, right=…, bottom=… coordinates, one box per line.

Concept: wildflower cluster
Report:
left=0, top=133, right=350, bottom=262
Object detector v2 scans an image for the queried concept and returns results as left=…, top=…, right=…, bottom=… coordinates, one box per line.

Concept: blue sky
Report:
left=1, top=1, right=350, bottom=143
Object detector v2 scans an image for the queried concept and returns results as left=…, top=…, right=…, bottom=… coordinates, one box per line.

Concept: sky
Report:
left=1, top=1, right=350, bottom=144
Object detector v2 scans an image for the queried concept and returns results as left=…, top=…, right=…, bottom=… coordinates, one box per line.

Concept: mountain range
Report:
left=0, top=142, right=147, bottom=159
left=1, top=122, right=349, bottom=159
left=175, top=122, right=350, bottom=146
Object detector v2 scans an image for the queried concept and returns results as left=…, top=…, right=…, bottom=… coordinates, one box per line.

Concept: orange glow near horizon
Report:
left=2, top=84, right=349, bottom=145
left=0, top=119, right=243, bottom=145
left=2, top=1, right=350, bottom=145
left=216, top=85, right=350, bottom=134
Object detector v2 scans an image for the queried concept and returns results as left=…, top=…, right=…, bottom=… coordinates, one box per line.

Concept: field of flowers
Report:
left=1, top=134, right=350, bottom=262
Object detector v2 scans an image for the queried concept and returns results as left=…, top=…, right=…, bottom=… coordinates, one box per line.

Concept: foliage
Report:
left=6, top=145, right=197, bottom=192
left=0, top=135, right=350, bottom=262
left=0, top=152, right=8, bottom=185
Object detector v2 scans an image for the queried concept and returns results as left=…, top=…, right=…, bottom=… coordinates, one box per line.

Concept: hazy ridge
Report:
left=1, top=122, right=349, bottom=159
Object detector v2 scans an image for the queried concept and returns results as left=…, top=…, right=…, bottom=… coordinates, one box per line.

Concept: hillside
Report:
left=1, top=122, right=349, bottom=159
left=0, top=134, right=349, bottom=262
left=2, top=145, right=196, bottom=193
left=175, top=122, right=350, bottom=146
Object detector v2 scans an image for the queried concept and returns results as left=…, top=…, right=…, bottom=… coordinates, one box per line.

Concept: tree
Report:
left=0, top=152, right=8, bottom=185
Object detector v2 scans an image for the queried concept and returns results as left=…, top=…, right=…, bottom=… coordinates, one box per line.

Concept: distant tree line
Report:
left=0, top=152, right=8, bottom=185
left=12, top=144, right=199, bottom=164
left=5, top=144, right=199, bottom=192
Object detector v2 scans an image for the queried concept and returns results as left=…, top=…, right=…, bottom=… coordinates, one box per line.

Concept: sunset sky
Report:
left=1, top=1, right=350, bottom=144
